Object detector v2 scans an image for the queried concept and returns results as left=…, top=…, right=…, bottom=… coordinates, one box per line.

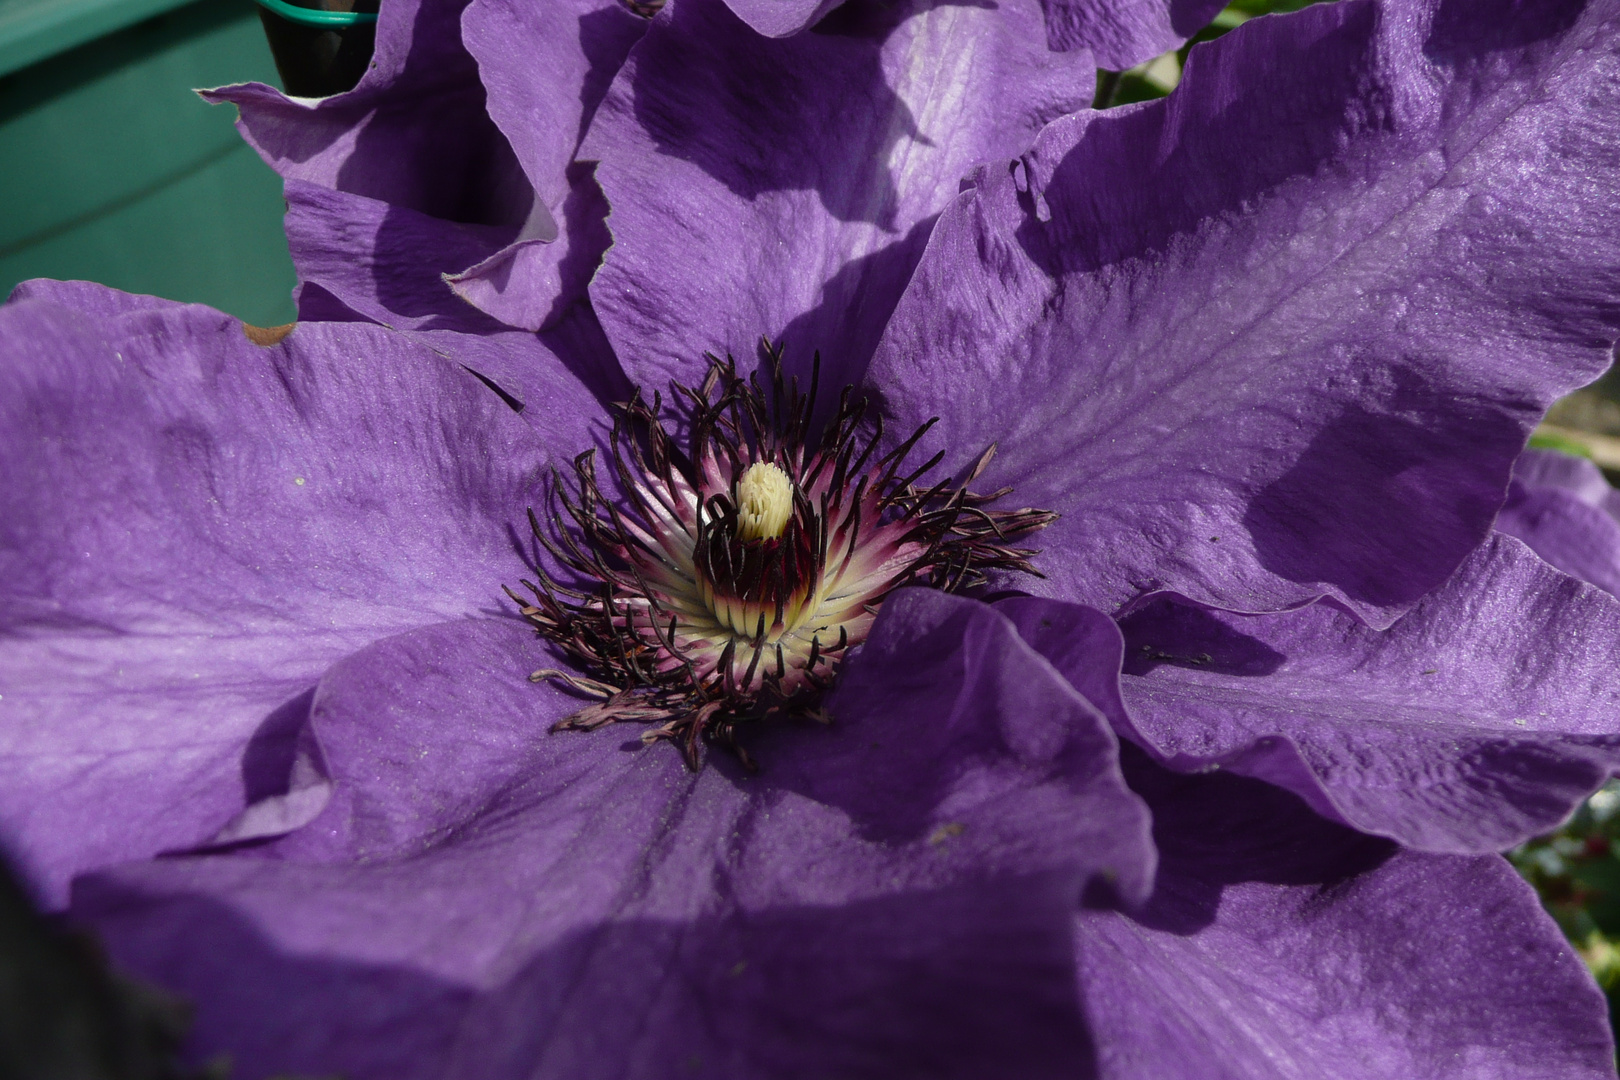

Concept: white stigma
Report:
left=735, top=462, right=794, bottom=542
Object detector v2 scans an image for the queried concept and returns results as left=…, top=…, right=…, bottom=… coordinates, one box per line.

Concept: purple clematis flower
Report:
left=6, top=0, right=1620, bottom=1076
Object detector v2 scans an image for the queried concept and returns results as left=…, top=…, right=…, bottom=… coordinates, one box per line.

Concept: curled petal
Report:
left=1014, top=534, right=1620, bottom=854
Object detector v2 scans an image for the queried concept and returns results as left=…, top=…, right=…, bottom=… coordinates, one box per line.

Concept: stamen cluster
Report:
left=508, top=345, right=1054, bottom=768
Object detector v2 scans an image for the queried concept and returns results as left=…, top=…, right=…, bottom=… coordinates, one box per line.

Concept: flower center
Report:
left=734, top=462, right=793, bottom=542
left=507, top=345, right=1054, bottom=769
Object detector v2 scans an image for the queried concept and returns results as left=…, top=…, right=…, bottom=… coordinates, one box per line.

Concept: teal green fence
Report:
left=0, top=0, right=296, bottom=326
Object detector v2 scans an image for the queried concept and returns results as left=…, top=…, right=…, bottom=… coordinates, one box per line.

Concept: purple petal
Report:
left=871, top=0, right=1620, bottom=623
left=1514, top=447, right=1618, bottom=506
left=206, top=0, right=538, bottom=330
left=462, top=0, right=644, bottom=210
left=446, top=0, right=646, bottom=330
left=718, top=0, right=844, bottom=38
left=70, top=594, right=1154, bottom=1077
left=444, top=166, right=615, bottom=332
left=1043, top=0, right=1226, bottom=68
left=585, top=0, right=1096, bottom=394
left=1499, top=447, right=1620, bottom=596
left=0, top=284, right=602, bottom=905
left=279, top=181, right=631, bottom=406
left=660, top=0, right=1219, bottom=64
left=283, top=182, right=511, bottom=333
left=206, top=0, right=526, bottom=224
left=1077, top=750, right=1615, bottom=1079
left=1080, top=534, right=1620, bottom=854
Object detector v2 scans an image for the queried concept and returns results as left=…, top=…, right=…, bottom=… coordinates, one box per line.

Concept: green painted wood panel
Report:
left=0, top=0, right=296, bottom=326
left=0, top=0, right=195, bottom=78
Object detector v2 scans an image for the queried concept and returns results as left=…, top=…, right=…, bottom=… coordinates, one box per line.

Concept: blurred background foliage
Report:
left=1513, top=784, right=1620, bottom=1041
left=1093, top=0, right=1328, bottom=108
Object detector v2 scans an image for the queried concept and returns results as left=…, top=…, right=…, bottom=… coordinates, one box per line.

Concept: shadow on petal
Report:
left=1243, top=387, right=1522, bottom=616
left=76, top=874, right=1098, bottom=1080
left=1116, top=744, right=1396, bottom=937
left=1119, top=602, right=1286, bottom=677
left=1424, top=0, right=1584, bottom=58
left=624, top=0, right=949, bottom=230
left=333, top=0, right=531, bottom=228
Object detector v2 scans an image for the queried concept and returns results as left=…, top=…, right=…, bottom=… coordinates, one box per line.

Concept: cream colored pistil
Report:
left=735, top=462, right=794, bottom=542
